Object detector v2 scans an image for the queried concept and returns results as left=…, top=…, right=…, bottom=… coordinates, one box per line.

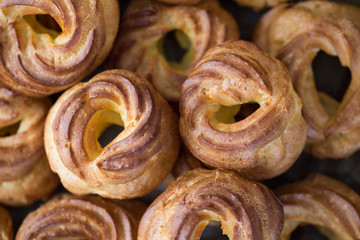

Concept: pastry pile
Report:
left=0, top=0, right=359, bottom=239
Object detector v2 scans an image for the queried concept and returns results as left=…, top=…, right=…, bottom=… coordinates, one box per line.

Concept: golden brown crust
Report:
left=44, top=69, right=180, bottom=199
left=179, top=40, right=307, bottom=180
left=0, top=83, right=59, bottom=206
left=253, top=1, right=360, bottom=159
left=233, top=0, right=287, bottom=11
left=108, top=0, right=239, bottom=101
left=16, top=194, right=147, bottom=240
left=0, top=206, right=12, bottom=240
left=0, top=0, right=119, bottom=97
left=138, top=169, right=284, bottom=240
left=276, top=173, right=360, bottom=239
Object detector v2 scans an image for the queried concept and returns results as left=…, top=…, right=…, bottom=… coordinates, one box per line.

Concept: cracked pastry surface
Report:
left=253, top=1, right=360, bottom=159
left=44, top=69, right=180, bottom=199
left=180, top=40, right=307, bottom=180
left=138, top=168, right=284, bottom=240
left=0, top=0, right=119, bottom=97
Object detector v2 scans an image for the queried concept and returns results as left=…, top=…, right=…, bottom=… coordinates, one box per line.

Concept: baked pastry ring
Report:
left=233, top=0, right=287, bottom=11
left=138, top=169, right=284, bottom=240
left=16, top=194, right=147, bottom=240
left=253, top=1, right=360, bottom=159
left=0, top=0, right=119, bottom=97
left=180, top=40, right=307, bottom=180
left=44, top=69, right=180, bottom=199
left=0, top=83, right=58, bottom=206
left=108, top=0, right=239, bottom=101
left=276, top=173, right=360, bottom=239
left=0, top=206, right=12, bottom=240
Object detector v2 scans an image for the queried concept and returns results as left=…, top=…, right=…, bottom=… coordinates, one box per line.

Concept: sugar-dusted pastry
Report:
left=138, top=169, right=284, bottom=240
left=180, top=40, right=307, bottom=180
left=45, top=70, right=180, bottom=199
left=0, top=0, right=119, bottom=97
left=253, top=1, right=360, bottom=159
left=0, top=206, right=12, bottom=240
left=16, top=194, right=147, bottom=240
left=0, top=83, right=58, bottom=206
left=233, top=0, right=287, bottom=11
left=276, top=173, right=360, bottom=239
left=108, top=0, right=239, bottom=101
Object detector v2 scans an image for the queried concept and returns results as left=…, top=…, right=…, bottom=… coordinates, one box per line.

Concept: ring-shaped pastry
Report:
left=0, top=83, right=58, bottom=206
left=180, top=40, right=307, bottom=180
left=253, top=1, right=360, bottom=159
left=0, top=206, right=12, bottom=240
left=138, top=169, right=284, bottom=240
left=108, top=0, right=238, bottom=101
left=16, top=194, right=147, bottom=240
left=44, top=69, right=180, bottom=199
left=0, top=0, right=119, bottom=97
left=276, top=173, right=360, bottom=239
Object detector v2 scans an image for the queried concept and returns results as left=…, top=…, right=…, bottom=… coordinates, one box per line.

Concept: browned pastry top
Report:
left=108, top=0, right=238, bottom=101
left=253, top=1, right=360, bottom=158
left=45, top=69, right=180, bottom=198
left=138, top=169, right=284, bottom=240
left=0, top=0, right=119, bottom=97
left=0, top=83, right=50, bottom=181
left=180, top=40, right=307, bottom=180
left=16, top=194, right=147, bottom=240
left=234, top=0, right=287, bottom=11
left=0, top=206, right=12, bottom=240
left=276, top=173, right=360, bottom=239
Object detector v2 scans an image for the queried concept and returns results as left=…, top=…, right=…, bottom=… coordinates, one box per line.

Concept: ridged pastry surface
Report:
left=45, top=69, right=180, bottom=199
left=233, top=0, right=287, bottom=11
left=0, top=206, right=12, bottom=240
left=108, top=0, right=238, bottom=101
left=0, top=0, right=119, bottom=97
left=0, top=83, right=58, bottom=206
left=180, top=40, right=307, bottom=180
left=138, top=169, right=284, bottom=240
left=16, top=194, right=147, bottom=240
left=253, top=1, right=360, bottom=159
left=276, top=173, right=360, bottom=239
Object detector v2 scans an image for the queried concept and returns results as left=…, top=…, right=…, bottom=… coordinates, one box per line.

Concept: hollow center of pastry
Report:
left=0, top=121, right=21, bottom=137
left=157, top=29, right=195, bottom=71
left=291, top=225, right=331, bottom=240
left=212, top=102, right=260, bottom=124
left=84, top=109, right=124, bottom=161
left=200, top=222, right=229, bottom=240
left=312, top=50, right=351, bottom=117
left=23, top=14, right=62, bottom=39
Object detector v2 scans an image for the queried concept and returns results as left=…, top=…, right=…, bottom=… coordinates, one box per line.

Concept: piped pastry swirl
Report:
left=180, top=40, right=307, bottom=180
left=45, top=69, right=180, bottom=199
left=276, top=173, right=360, bottom=239
left=138, top=169, right=284, bottom=240
left=253, top=1, right=360, bottom=159
left=0, top=0, right=119, bottom=97
left=0, top=83, right=58, bottom=206
left=16, top=194, right=147, bottom=240
left=108, top=0, right=238, bottom=101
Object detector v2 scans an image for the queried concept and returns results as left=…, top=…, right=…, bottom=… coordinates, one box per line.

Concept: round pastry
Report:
left=138, top=169, right=284, bottom=240
left=276, top=173, right=360, bottom=239
left=0, top=83, right=58, bottom=206
left=179, top=40, right=307, bottom=180
left=44, top=69, right=180, bottom=199
left=233, top=0, right=287, bottom=11
left=108, top=0, right=239, bottom=101
left=0, top=0, right=119, bottom=97
left=253, top=1, right=360, bottom=159
left=16, top=194, right=147, bottom=240
left=0, top=206, right=12, bottom=240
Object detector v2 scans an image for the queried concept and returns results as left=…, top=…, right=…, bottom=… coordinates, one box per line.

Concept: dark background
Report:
left=7, top=0, right=360, bottom=239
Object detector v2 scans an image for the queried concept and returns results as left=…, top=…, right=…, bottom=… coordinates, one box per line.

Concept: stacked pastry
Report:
left=0, top=0, right=359, bottom=239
